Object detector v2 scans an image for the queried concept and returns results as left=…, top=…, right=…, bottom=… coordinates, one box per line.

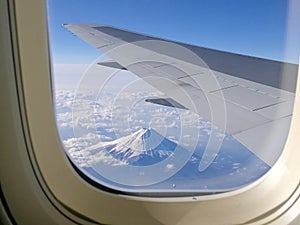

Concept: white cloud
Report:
left=165, top=163, right=175, bottom=171
left=54, top=88, right=233, bottom=173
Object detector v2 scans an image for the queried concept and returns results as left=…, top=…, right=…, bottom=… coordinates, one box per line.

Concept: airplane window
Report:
left=47, top=0, right=299, bottom=195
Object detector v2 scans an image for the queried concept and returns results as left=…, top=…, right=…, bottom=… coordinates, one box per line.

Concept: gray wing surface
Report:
left=64, top=24, right=298, bottom=169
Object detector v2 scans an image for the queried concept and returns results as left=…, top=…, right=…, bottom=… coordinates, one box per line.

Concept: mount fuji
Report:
left=101, top=128, right=178, bottom=166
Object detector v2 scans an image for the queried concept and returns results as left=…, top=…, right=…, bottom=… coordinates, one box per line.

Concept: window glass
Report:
left=47, top=0, right=299, bottom=194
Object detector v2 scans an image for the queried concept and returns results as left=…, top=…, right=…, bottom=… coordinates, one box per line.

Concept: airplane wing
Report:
left=63, top=24, right=298, bottom=170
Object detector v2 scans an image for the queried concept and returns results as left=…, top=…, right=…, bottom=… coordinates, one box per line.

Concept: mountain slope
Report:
left=82, top=128, right=178, bottom=166
left=105, top=128, right=177, bottom=165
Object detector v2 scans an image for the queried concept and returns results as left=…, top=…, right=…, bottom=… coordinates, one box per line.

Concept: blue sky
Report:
left=47, top=0, right=300, bottom=64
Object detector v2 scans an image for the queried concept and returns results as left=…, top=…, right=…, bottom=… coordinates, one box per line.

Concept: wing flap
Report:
left=145, top=98, right=187, bottom=109
left=179, top=73, right=238, bottom=92
left=255, top=100, right=294, bottom=120
left=234, top=116, right=292, bottom=165
left=213, top=85, right=283, bottom=111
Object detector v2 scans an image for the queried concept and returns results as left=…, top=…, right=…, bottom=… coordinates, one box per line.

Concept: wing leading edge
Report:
left=64, top=23, right=298, bottom=170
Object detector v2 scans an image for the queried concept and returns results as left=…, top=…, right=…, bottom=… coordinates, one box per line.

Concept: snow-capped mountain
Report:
left=83, top=128, right=178, bottom=166
left=107, top=128, right=178, bottom=165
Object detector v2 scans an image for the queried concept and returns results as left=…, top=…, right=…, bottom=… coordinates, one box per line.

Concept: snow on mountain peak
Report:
left=81, top=128, right=178, bottom=165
